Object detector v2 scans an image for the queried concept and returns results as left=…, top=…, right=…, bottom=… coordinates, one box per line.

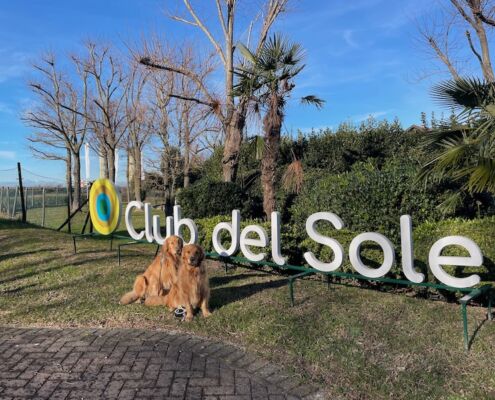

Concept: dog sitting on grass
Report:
left=145, top=243, right=211, bottom=321
left=119, top=235, right=183, bottom=305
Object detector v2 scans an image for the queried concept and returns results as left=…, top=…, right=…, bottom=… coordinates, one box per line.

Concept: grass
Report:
left=1, top=219, right=495, bottom=399
left=7, top=204, right=167, bottom=233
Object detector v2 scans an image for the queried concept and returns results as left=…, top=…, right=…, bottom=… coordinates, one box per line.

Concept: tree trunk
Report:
left=126, top=148, right=133, bottom=202
left=107, top=147, right=116, bottom=183
left=72, top=151, right=82, bottom=210
left=222, top=101, right=247, bottom=182
left=66, top=148, right=72, bottom=211
left=99, top=145, right=109, bottom=179
left=474, top=19, right=495, bottom=82
left=261, top=95, right=282, bottom=218
left=184, top=121, right=191, bottom=188
left=133, top=147, right=142, bottom=202
left=161, top=151, right=172, bottom=214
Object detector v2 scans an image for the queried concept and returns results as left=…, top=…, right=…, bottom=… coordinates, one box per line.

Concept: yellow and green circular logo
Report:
left=89, top=179, right=121, bottom=235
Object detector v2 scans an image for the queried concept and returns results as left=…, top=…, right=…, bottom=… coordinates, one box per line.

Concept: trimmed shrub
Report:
left=177, top=181, right=247, bottom=219
left=290, top=161, right=452, bottom=242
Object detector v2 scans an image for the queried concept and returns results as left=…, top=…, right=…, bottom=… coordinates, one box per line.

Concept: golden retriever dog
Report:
left=119, top=235, right=183, bottom=305
left=146, top=243, right=211, bottom=321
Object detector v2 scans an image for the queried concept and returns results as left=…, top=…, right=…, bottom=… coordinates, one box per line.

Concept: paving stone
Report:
left=0, top=327, right=321, bottom=399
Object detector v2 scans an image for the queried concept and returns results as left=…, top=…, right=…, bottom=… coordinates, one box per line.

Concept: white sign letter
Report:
left=240, top=225, right=269, bottom=262
left=303, top=212, right=344, bottom=272
left=349, top=232, right=395, bottom=278
left=153, top=215, right=165, bottom=245
left=144, top=203, right=154, bottom=243
left=400, top=215, right=424, bottom=283
left=271, top=212, right=286, bottom=265
left=428, top=236, right=482, bottom=288
left=212, top=210, right=241, bottom=256
left=173, top=205, right=198, bottom=244
left=125, top=201, right=144, bottom=241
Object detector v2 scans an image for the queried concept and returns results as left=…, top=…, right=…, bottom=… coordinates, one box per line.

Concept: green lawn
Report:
left=0, top=219, right=494, bottom=399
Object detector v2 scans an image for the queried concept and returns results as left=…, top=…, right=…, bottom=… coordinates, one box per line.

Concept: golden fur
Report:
left=119, top=235, right=183, bottom=305
left=146, top=244, right=211, bottom=321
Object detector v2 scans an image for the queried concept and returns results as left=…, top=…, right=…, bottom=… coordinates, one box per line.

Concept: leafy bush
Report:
left=290, top=161, right=451, bottom=242
left=301, top=119, right=426, bottom=173
left=176, top=181, right=247, bottom=219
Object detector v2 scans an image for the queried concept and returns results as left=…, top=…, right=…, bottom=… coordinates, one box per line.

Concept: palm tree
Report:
left=235, top=34, right=324, bottom=217
left=419, top=77, right=495, bottom=210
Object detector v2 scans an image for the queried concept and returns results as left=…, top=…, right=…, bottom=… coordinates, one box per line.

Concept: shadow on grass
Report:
left=468, top=317, right=489, bottom=350
left=210, top=278, right=287, bottom=309
left=209, top=273, right=268, bottom=287
left=0, top=256, right=102, bottom=286
left=0, top=248, right=61, bottom=264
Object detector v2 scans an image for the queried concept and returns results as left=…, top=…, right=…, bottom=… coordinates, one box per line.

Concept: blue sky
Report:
left=0, top=0, right=451, bottom=184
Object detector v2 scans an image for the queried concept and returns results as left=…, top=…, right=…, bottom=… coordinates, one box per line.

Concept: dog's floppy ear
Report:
left=197, top=245, right=205, bottom=263
left=177, top=236, right=184, bottom=251
left=166, top=236, right=174, bottom=255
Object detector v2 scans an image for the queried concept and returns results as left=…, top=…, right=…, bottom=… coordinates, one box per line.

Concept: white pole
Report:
left=85, top=143, right=90, bottom=182
left=12, top=187, right=18, bottom=218
left=115, top=148, right=119, bottom=184
left=42, top=187, right=46, bottom=227
left=141, top=150, right=145, bottom=181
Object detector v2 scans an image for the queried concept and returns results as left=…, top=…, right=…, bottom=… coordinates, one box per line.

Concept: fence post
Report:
left=42, top=187, right=46, bottom=227
left=17, top=162, right=26, bottom=223
left=67, top=188, right=72, bottom=233
left=6, top=187, right=10, bottom=216
left=11, top=187, right=18, bottom=218
left=0, top=186, right=3, bottom=214
left=31, top=187, right=34, bottom=209
left=56, top=187, right=59, bottom=206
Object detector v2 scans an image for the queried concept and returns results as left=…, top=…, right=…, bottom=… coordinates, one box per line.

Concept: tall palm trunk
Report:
left=222, top=99, right=248, bottom=182
left=261, top=95, right=282, bottom=218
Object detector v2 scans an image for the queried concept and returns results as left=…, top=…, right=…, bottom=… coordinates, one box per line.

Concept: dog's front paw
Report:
left=202, top=310, right=212, bottom=318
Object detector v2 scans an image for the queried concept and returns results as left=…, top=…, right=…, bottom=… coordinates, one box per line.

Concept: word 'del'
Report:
left=125, top=203, right=484, bottom=289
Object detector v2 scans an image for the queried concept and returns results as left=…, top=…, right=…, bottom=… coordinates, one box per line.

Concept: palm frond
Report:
left=282, top=159, right=304, bottom=194
left=301, top=95, right=325, bottom=109
left=431, top=77, right=495, bottom=110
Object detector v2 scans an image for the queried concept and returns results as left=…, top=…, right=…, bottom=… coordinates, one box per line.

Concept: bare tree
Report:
left=75, top=42, right=131, bottom=182
left=141, top=40, right=219, bottom=204
left=23, top=53, right=89, bottom=210
left=418, top=0, right=495, bottom=81
left=124, top=62, right=154, bottom=201
left=142, top=0, right=288, bottom=183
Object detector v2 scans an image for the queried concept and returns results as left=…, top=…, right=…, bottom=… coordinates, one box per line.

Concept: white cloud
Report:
left=343, top=30, right=359, bottom=48
left=0, top=150, right=16, bottom=160
left=0, top=50, right=31, bottom=84
left=0, top=102, right=13, bottom=114
left=351, top=110, right=393, bottom=122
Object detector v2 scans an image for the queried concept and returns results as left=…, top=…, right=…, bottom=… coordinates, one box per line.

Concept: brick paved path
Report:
left=0, top=328, right=322, bottom=400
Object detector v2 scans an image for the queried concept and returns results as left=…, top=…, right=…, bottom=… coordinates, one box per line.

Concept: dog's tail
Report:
left=120, top=291, right=139, bottom=305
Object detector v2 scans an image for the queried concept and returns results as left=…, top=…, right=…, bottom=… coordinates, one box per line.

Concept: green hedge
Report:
left=176, top=181, right=247, bottom=219
left=290, top=162, right=453, bottom=242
